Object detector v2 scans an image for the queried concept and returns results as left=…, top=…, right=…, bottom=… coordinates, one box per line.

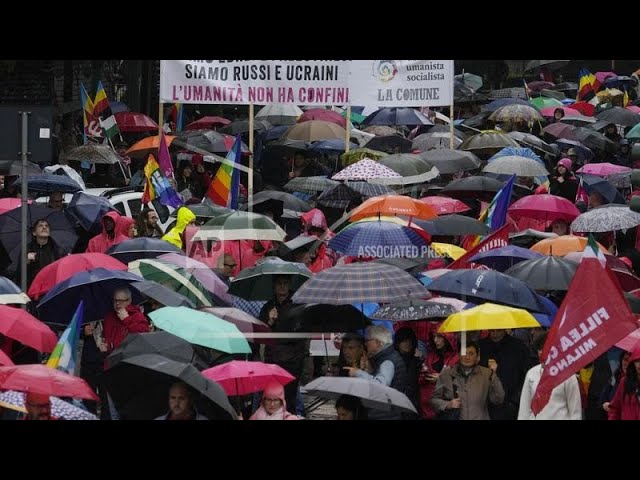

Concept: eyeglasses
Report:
left=114, top=298, right=130, bottom=303
left=263, top=398, right=281, bottom=404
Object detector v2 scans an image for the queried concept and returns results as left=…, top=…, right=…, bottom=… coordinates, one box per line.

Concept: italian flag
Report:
left=583, top=233, right=606, bottom=267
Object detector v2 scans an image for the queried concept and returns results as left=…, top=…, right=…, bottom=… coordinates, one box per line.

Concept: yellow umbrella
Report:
left=439, top=303, right=540, bottom=333
left=431, top=242, right=467, bottom=260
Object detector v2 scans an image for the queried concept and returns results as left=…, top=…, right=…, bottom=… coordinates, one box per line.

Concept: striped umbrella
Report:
left=316, top=182, right=393, bottom=209
left=291, top=262, right=429, bottom=305
left=283, top=176, right=339, bottom=194
left=128, top=259, right=214, bottom=308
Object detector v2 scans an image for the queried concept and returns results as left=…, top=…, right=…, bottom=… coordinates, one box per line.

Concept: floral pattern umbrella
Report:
left=332, top=159, right=401, bottom=181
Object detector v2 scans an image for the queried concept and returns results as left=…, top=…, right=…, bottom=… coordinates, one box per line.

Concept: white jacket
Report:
left=518, top=364, right=582, bottom=420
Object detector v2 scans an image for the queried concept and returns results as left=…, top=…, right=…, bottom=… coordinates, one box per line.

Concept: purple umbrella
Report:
left=156, top=253, right=232, bottom=306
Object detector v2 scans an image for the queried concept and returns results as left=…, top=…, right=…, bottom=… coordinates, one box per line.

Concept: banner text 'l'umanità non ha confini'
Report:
left=160, top=60, right=350, bottom=106
left=160, top=60, right=454, bottom=107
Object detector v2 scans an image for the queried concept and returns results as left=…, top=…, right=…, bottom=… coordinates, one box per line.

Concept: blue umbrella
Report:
left=110, top=101, right=129, bottom=113
left=328, top=220, right=429, bottom=257
left=106, top=238, right=183, bottom=264
left=578, top=174, right=626, bottom=204
left=469, top=246, right=545, bottom=272
left=12, top=174, right=82, bottom=194
left=309, top=139, right=358, bottom=153
left=489, top=146, right=542, bottom=162
left=427, top=269, right=548, bottom=312
left=37, top=268, right=144, bottom=325
left=65, top=191, right=118, bottom=234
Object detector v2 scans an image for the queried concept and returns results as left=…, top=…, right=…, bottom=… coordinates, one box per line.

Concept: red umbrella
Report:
left=0, top=364, right=98, bottom=400
left=185, top=116, right=232, bottom=130
left=202, top=360, right=294, bottom=396
left=418, top=196, right=470, bottom=215
left=28, top=253, right=127, bottom=301
left=540, top=107, right=581, bottom=118
left=0, top=349, right=13, bottom=366
left=570, top=102, right=596, bottom=117
left=298, top=109, right=347, bottom=128
left=509, top=194, right=581, bottom=227
left=0, top=306, right=58, bottom=353
left=114, top=111, right=158, bottom=133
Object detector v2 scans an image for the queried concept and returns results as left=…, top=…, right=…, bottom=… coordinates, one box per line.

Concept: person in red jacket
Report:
left=23, top=392, right=56, bottom=420
left=86, top=211, right=129, bottom=254
left=102, top=287, right=150, bottom=353
left=418, top=330, right=459, bottom=419
left=608, top=345, right=640, bottom=420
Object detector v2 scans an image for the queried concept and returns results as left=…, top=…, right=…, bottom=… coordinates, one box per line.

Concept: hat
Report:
left=567, top=148, right=578, bottom=157
left=557, top=158, right=573, bottom=170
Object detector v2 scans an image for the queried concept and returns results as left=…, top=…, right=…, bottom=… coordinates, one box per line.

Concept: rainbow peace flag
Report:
left=46, top=301, right=83, bottom=374
left=142, top=154, right=183, bottom=208
left=205, top=134, right=243, bottom=209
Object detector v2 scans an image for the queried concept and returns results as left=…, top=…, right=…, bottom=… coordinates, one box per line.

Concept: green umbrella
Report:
left=149, top=306, right=252, bottom=354
left=341, top=110, right=367, bottom=124
left=228, top=257, right=313, bottom=301
left=626, top=123, right=640, bottom=139
left=529, top=97, right=563, bottom=109
left=192, top=210, right=287, bottom=242
left=128, top=259, right=213, bottom=308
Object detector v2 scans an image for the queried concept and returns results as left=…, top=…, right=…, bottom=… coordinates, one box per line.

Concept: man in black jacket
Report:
left=21, top=219, right=64, bottom=289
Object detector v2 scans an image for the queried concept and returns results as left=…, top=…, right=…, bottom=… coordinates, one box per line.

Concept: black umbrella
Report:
left=573, top=127, right=618, bottom=153
left=0, top=159, right=42, bottom=176
left=363, top=135, right=412, bottom=153
left=362, top=107, right=433, bottom=126
left=288, top=304, right=371, bottom=333
left=0, top=204, right=78, bottom=274
left=241, top=190, right=312, bottom=213
left=277, top=235, right=320, bottom=259
left=507, top=131, right=557, bottom=156
left=174, top=130, right=249, bottom=155
left=106, top=238, right=183, bottom=264
left=370, top=300, right=456, bottom=321
left=103, top=353, right=236, bottom=420
left=220, top=119, right=272, bottom=135
left=414, top=214, right=490, bottom=236
left=105, top=331, right=197, bottom=369
left=418, top=149, right=481, bottom=174
left=440, top=176, right=504, bottom=200
left=578, top=174, right=626, bottom=204
left=373, top=257, right=430, bottom=275
left=427, top=269, right=549, bottom=312
left=65, top=191, right=118, bottom=234
left=129, top=280, right=196, bottom=308
left=524, top=60, right=570, bottom=72
left=11, top=174, right=83, bottom=194
left=625, top=292, right=640, bottom=314
left=504, top=256, right=577, bottom=291
left=596, top=107, right=640, bottom=127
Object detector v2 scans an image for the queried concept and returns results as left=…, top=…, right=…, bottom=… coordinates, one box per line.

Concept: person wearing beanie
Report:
left=549, top=158, right=578, bottom=202
left=249, top=381, right=301, bottom=420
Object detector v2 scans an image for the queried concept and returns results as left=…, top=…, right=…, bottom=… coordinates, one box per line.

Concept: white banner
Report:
left=348, top=60, right=454, bottom=107
left=160, top=60, right=351, bottom=105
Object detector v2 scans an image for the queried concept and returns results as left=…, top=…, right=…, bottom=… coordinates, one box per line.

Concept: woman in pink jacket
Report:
left=608, top=345, right=640, bottom=420
left=419, top=330, right=459, bottom=420
left=249, top=381, right=300, bottom=420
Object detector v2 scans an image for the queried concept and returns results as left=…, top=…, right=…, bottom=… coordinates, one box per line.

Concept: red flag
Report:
left=531, top=258, right=638, bottom=415
left=448, top=224, right=510, bottom=270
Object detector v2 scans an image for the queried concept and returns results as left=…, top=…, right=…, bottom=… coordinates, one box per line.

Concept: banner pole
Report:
left=158, top=102, right=164, bottom=137
left=345, top=104, right=352, bottom=153
left=248, top=103, right=254, bottom=213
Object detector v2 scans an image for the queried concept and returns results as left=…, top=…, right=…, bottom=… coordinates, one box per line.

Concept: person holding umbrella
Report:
left=249, top=380, right=300, bottom=420
left=549, top=158, right=578, bottom=203
left=335, top=394, right=368, bottom=420
left=155, top=381, right=208, bottom=420
left=102, top=287, right=150, bottom=353
left=18, top=218, right=65, bottom=289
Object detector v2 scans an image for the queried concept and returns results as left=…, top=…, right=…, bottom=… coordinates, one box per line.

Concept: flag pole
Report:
left=345, top=104, right=352, bottom=153
left=158, top=102, right=164, bottom=137
left=248, top=103, right=254, bottom=213
left=449, top=104, right=454, bottom=149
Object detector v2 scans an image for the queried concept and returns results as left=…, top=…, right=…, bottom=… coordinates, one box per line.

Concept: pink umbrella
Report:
left=156, top=253, right=233, bottom=306
left=540, top=107, right=581, bottom=118
left=542, top=123, right=578, bottom=141
left=0, top=364, right=98, bottom=400
left=576, top=163, right=631, bottom=177
left=616, top=328, right=640, bottom=351
left=595, top=71, right=617, bottom=85
left=185, top=116, right=232, bottom=130
left=0, top=198, right=31, bottom=215
left=626, top=106, right=640, bottom=114
left=28, top=253, right=128, bottom=300
left=527, top=81, right=555, bottom=92
left=298, top=109, right=347, bottom=129
left=418, top=196, right=471, bottom=215
left=0, top=305, right=58, bottom=353
left=509, top=194, right=581, bottom=227
left=202, top=360, right=294, bottom=396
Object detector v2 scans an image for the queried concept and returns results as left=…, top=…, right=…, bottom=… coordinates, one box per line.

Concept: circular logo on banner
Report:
left=372, top=60, right=398, bottom=83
